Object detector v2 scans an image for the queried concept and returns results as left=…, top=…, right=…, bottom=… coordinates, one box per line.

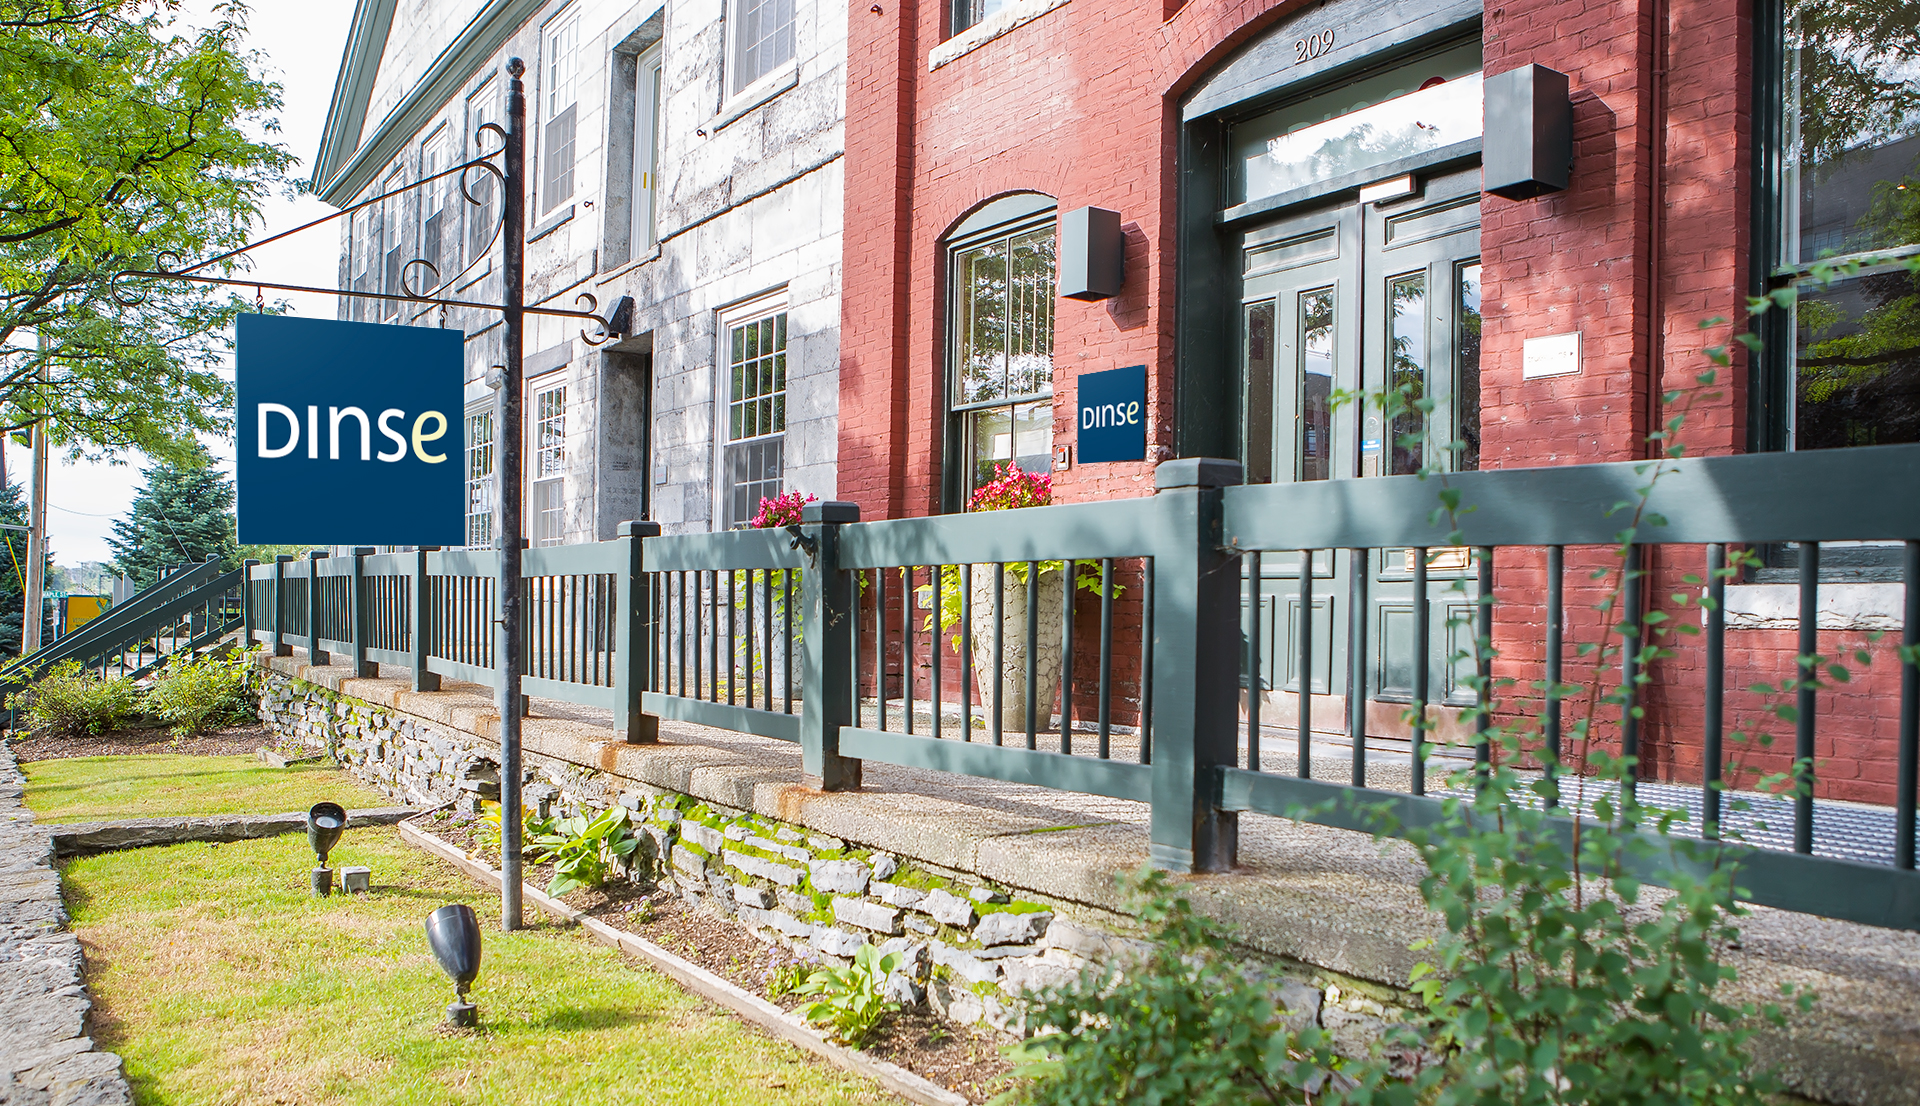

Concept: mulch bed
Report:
left=10, top=722, right=275, bottom=762
left=412, top=808, right=1016, bottom=1102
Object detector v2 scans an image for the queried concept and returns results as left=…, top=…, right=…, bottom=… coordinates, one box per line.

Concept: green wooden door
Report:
left=1239, top=168, right=1484, bottom=756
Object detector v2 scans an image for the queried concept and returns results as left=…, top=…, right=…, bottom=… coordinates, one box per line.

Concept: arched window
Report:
left=945, top=193, right=1057, bottom=507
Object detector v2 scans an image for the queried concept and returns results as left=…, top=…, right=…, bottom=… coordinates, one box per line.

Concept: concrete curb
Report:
left=49, top=808, right=418, bottom=857
left=397, top=819, right=971, bottom=1106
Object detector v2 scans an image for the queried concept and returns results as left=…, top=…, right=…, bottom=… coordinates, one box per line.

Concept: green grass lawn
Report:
left=65, top=828, right=895, bottom=1106
left=21, top=754, right=389, bottom=824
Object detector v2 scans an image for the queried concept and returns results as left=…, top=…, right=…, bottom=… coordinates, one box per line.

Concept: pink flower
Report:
left=749, top=491, right=818, bottom=529
left=968, top=463, right=1051, bottom=512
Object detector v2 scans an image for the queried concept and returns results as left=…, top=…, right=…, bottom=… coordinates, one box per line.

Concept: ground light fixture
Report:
left=425, top=904, right=483, bottom=1027
left=307, top=801, right=346, bottom=896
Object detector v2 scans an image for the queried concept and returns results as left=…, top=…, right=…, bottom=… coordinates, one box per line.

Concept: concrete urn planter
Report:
left=967, top=565, right=1064, bottom=735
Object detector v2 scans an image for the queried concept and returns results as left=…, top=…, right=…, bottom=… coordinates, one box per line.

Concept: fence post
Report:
left=615, top=521, right=662, bottom=744
left=241, top=559, right=259, bottom=647
left=307, top=550, right=330, bottom=666
left=1147, top=458, right=1243, bottom=873
left=411, top=548, right=441, bottom=692
left=349, top=547, right=376, bottom=677
left=800, top=502, right=861, bottom=791
left=271, top=555, right=293, bottom=657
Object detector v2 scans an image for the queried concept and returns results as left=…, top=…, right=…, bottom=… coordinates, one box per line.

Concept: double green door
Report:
left=1238, top=168, right=1485, bottom=743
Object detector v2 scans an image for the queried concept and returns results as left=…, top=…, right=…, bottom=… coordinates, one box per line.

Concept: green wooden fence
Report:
left=245, top=444, right=1920, bottom=932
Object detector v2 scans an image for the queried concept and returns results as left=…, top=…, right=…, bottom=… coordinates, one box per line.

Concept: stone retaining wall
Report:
left=255, top=667, right=1359, bottom=1041
left=0, top=745, right=131, bottom=1105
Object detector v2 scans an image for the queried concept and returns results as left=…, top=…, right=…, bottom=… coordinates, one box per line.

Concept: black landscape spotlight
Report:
left=307, top=801, right=346, bottom=897
left=425, top=904, right=483, bottom=1027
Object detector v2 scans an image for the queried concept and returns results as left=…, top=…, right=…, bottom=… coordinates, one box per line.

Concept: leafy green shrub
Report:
left=7, top=662, right=139, bottom=736
left=529, top=805, right=640, bottom=895
left=797, top=943, right=901, bottom=1047
left=995, top=869, right=1338, bottom=1106
left=144, top=648, right=255, bottom=737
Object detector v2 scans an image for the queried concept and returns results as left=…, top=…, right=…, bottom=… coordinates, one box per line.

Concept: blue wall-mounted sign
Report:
left=1076, top=365, right=1148, bottom=464
left=236, top=314, right=465, bottom=546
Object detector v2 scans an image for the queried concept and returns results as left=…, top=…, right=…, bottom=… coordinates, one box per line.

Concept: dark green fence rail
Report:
left=243, top=445, right=1920, bottom=931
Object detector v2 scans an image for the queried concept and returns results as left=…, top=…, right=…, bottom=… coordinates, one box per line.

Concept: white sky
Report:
left=21, top=3, right=357, bottom=567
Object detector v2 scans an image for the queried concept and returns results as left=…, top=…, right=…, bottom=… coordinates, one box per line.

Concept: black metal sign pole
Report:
left=497, top=57, right=528, bottom=932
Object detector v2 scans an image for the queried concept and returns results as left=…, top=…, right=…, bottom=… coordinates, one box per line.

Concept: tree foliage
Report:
left=105, top=445, right=237, bottom=587
left=0, top=0, right=291, bottom=461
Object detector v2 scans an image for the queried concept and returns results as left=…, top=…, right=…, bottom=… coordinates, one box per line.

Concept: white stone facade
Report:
left=314, top=0, right=843, bottom=543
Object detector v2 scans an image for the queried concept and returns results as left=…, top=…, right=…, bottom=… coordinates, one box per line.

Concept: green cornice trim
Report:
left=311, top=0, right=549, bottom=207
left=312, top=0, right=398, bottom=196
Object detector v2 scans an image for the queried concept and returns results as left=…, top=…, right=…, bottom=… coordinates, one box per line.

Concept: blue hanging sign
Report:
left=236, top=314, right=466, bottom=545
left=1076, top=364, right=1148, bottom=464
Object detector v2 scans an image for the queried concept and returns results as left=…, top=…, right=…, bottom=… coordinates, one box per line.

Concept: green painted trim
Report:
left=313, top=0, right=399, bottom=194
left=1218, top=769, right=1920, bottom=934
left=641, top=529, right=808, bottom=572
left=840, top=728, right=1154, bottom=802
left=1222, top=441, right=1920, bottom=550
left=644, top=693, right=802, bottom=743
left=525, top=675, right=617, bottom=708
left=313, top=0, right=550, bottom=206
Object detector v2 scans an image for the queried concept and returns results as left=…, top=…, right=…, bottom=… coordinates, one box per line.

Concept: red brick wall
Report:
left=837, top=0, right=1908, bottom=805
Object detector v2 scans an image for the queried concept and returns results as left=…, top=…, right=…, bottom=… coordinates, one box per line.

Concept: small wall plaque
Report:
left=1522, top=331, right=1581, bottom=379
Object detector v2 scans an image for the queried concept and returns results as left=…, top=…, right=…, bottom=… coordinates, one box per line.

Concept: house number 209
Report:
left=1294, top=29, right=1334, bottom=61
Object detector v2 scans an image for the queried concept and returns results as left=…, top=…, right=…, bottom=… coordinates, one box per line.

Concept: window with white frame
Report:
left=466, top=79, right=498, bottom=266
left=541, top=12, right=580, bottom=215
left=731, top=0, right=795, bottom=95
left=948, top=211, right=1056, bottom=503
left=635, top=46, right=663, bottom=252
left=465, top=409, right=495, bottom=548
left=530, top=378, right=568, bottom=546
left=348, top=203, right=372, bottom=321
left=419, top=125, right=453, bottom=289
left=379, top=165, right=406, bottom=319
left=721, top=296, right=788, bottom=528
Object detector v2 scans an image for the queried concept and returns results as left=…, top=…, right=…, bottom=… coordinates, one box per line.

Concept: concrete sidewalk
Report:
left=265, top=651, right=1920, bottom=1106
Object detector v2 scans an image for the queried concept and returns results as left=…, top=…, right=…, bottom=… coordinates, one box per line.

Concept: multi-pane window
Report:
left=731, top=0, right=795, bottom=94
left=1777, top=2, right=1920, bottom=450
left=950, top=218, right=1056, bottom=501
left=466, top=80, right=498, bottom=266
left=531, top=380, right=567, bottom=546
left=348, top=204, right=372, bottom=321
left=541, top=13, right=580, bottom=215
left=723, top=307, right=788, bottom=527
left=951, top=0, right=1008, bottom=36
left=379, top=166, right=406, bottom=319
left=419, top=126, right=452, bottom=289
left=465, top=410, right=495, bottom=548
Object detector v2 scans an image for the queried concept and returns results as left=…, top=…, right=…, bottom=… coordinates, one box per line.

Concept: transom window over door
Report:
left=722, top=298, right=788, bottom=528
left=530, top=378, right=567, bottom=546
left=1774, top=1, right=1920, bottom=450
left=948, top=204, right=1056, bottom=504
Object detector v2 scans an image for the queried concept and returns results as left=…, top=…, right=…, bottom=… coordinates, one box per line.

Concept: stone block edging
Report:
left=48, top=808, right=419, bottom=858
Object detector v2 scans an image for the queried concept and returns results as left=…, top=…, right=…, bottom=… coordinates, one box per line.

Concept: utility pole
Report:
left=21, top=348, right=45, bottom=655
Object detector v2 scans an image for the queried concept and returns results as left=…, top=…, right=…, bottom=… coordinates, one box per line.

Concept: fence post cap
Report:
left=802, top=501, right=861, bottom=524
left=308, top=549, right=326, bottom=559
left=275, top=554, right=295, bottom=563
left=1153, top=458, right=1244, bottom=491
left=617, top=520, right=662, bottom=537
left=351, top=547, right=375, bottom=556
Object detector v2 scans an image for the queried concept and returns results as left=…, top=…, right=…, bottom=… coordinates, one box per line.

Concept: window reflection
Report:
left=1299, top=288, right=1335, bottom=481
left=1785, top=3, right=1920, bottom=448
left=1233, top=39, right=1482, bottom=205
left=1387, top=273, right=1427, bottom=475
left=1245, top=301, right=1277, bottom=483
left=1457, top=263, right=1482, bottom=471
